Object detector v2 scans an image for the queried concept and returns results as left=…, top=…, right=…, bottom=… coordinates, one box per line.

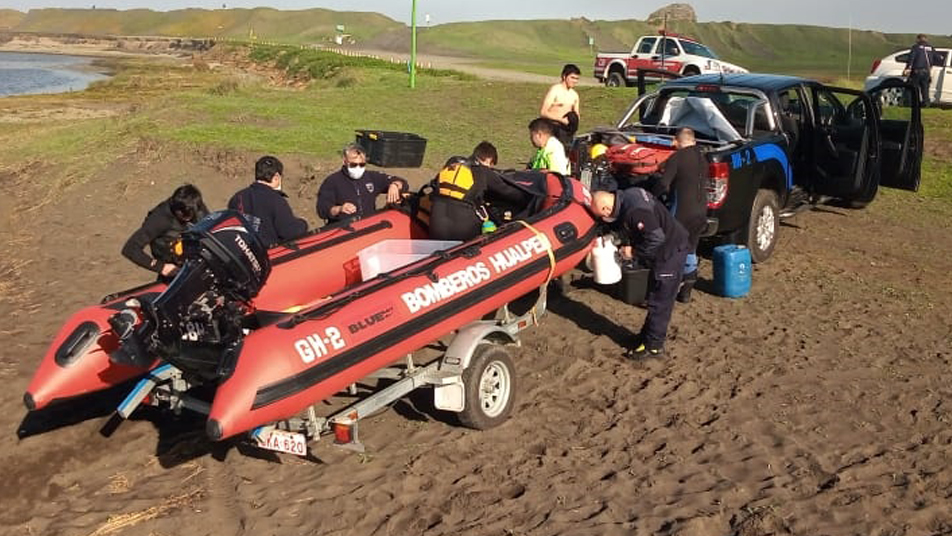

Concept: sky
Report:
left=6, top=0, right=950, bottom=35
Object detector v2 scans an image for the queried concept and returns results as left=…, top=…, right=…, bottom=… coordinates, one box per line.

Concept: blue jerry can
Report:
left=712, top=245, right=752, bottom=298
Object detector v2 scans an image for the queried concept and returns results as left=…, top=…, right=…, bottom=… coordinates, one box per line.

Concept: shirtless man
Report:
left=540, top=64, right=581, bottom=150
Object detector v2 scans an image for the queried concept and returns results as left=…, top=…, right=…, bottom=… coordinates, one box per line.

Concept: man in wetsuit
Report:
left=228, top=155, right=309, bottom=247
left=429, top=147, right=528, bottom=242
left=122, top=183, right=208, bottom=280
left=591, top=188, right=690, bottom=358
left=472, top=140, right=499, bottom=167
left=651, top=128, right=708, bottom=303
left=316, top=143, right=408, bottom=224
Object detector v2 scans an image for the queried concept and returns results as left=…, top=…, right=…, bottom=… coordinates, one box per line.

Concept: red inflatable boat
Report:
left=25, top=172, right=598, bottom=443
left=24, top=210, right=426, bottom=411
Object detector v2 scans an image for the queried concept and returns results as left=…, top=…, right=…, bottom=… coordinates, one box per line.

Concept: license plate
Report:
left=257, top=429, right=308, bottom=456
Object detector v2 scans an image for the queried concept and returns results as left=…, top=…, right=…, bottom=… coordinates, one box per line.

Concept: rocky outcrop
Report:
left=647, top=3, right=697, bottom=23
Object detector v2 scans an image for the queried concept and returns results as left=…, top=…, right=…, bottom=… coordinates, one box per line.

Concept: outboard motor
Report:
left=110, top=211, right=271, bottom=380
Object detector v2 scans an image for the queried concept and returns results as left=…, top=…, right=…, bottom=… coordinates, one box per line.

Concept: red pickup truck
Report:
left=594, top=32, right=748, bottom=87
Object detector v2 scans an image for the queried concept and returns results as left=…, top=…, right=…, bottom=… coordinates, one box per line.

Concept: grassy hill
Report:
left=4, top=8, right=952, bottom=78
left=10, top=8, right=399, bottom=43
left=384, top=18, right=952, bottom=77
left=0, top=9, right=24, bottom=29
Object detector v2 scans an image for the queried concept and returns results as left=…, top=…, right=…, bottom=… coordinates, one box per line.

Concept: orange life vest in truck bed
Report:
left=606, top=143, right=675, bottom=175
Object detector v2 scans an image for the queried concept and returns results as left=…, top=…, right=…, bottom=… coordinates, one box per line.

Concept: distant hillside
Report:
left=0, top=9, right=24, bottom=29
left=370, top=18, right=952, bottom=76
left=11, top=8, right=399, bottom=43
left=5, top=8, right=951, bottom=77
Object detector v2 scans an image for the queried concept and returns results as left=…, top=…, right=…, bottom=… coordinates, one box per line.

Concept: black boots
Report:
left=677, top=270, right=698, bottom=303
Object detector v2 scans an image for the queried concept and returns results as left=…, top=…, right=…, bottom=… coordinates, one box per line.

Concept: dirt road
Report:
left=347, top=47, right=601, bottom=86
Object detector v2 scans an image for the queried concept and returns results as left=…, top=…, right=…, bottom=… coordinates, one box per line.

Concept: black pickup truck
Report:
left=572, top=73, right=924, bottom=262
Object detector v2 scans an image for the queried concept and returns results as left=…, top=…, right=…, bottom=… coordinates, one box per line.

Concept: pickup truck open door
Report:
left=809, top=85, right=879, bottom=201
left=866, top=80, right=924, bottom=192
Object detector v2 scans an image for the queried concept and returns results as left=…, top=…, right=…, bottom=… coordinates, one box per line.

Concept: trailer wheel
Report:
left=458, top=344, right=516, bottom=430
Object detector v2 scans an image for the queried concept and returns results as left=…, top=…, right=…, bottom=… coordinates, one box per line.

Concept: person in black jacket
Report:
left=904, top=34, right=938, bottom=106
left=651, top=128, right=708, bottom=303
left=228, top=155, right=308, bottom=247
left=592, top=188, right=690, bottom=358
left=316, top=143, right=408, bottom=223
left=122, top=184, right=208, bottom=280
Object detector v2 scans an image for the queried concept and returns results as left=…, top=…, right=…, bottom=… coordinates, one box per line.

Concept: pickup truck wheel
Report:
left=744, top=189, right=780, bottom=263
left=683, top=66, right=700, bottom=76
left=458, top=344, right=516, bottom=430
left=606, top=72, right=626, bottom=88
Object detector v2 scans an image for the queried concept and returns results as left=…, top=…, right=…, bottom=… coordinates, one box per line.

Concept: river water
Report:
left=0, top=51, right=110, bottom=97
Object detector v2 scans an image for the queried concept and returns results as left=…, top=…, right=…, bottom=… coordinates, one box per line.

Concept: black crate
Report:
left=355, top=130, right=427, bottom=168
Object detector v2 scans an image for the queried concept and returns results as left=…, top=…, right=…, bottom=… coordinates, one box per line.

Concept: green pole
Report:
left=410, top=0, right=417, bottom=88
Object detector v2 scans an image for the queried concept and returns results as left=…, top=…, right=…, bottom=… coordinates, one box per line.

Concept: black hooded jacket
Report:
left=122, top=199, right=208, bottom=272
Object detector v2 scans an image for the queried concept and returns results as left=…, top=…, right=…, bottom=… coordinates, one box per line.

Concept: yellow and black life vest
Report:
left=436, top=161, right=481, bottom=204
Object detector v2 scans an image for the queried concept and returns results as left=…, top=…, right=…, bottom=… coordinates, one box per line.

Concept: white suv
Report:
left=864, top=48, right=951, bottom=107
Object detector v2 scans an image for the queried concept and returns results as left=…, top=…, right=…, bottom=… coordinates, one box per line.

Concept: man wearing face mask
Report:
left=228, top=155, right=309, bottom=247
left=316, top=143, right=409, bottom=224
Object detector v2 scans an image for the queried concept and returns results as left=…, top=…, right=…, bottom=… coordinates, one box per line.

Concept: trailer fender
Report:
left=443, top=321, right=517, bottom=371
left=433, top=322, right=516, bottom=413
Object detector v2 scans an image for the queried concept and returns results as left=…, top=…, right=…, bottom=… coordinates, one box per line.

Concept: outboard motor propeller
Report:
left=109, top=211, right=271, bottom=379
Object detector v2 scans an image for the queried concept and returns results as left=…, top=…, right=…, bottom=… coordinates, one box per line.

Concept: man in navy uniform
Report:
left=904, top=34, right=938, bottom=106
left=591, top=188, right=690, bottom=358
left=316, top=143, right=408, bottom=224
left=228, top=155, right=309, bottom=247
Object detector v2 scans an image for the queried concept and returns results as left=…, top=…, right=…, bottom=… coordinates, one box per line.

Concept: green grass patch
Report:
left=156, top=73, right=633, bottom=168
left=1, top=53, right=949, bottom=219
left=247, top=45, right=475, bottom=82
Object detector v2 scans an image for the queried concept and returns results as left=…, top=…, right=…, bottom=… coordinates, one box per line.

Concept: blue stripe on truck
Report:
left=729, top=143, right=792, bottom=188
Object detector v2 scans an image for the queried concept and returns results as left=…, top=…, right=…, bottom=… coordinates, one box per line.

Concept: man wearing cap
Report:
left=316, top=143, right=409, bottom=224
left=591, top=187, right=690, bottom=358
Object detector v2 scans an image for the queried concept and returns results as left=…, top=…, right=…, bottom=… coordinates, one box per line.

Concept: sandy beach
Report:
left=0, top=133, right=949, bottom=535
